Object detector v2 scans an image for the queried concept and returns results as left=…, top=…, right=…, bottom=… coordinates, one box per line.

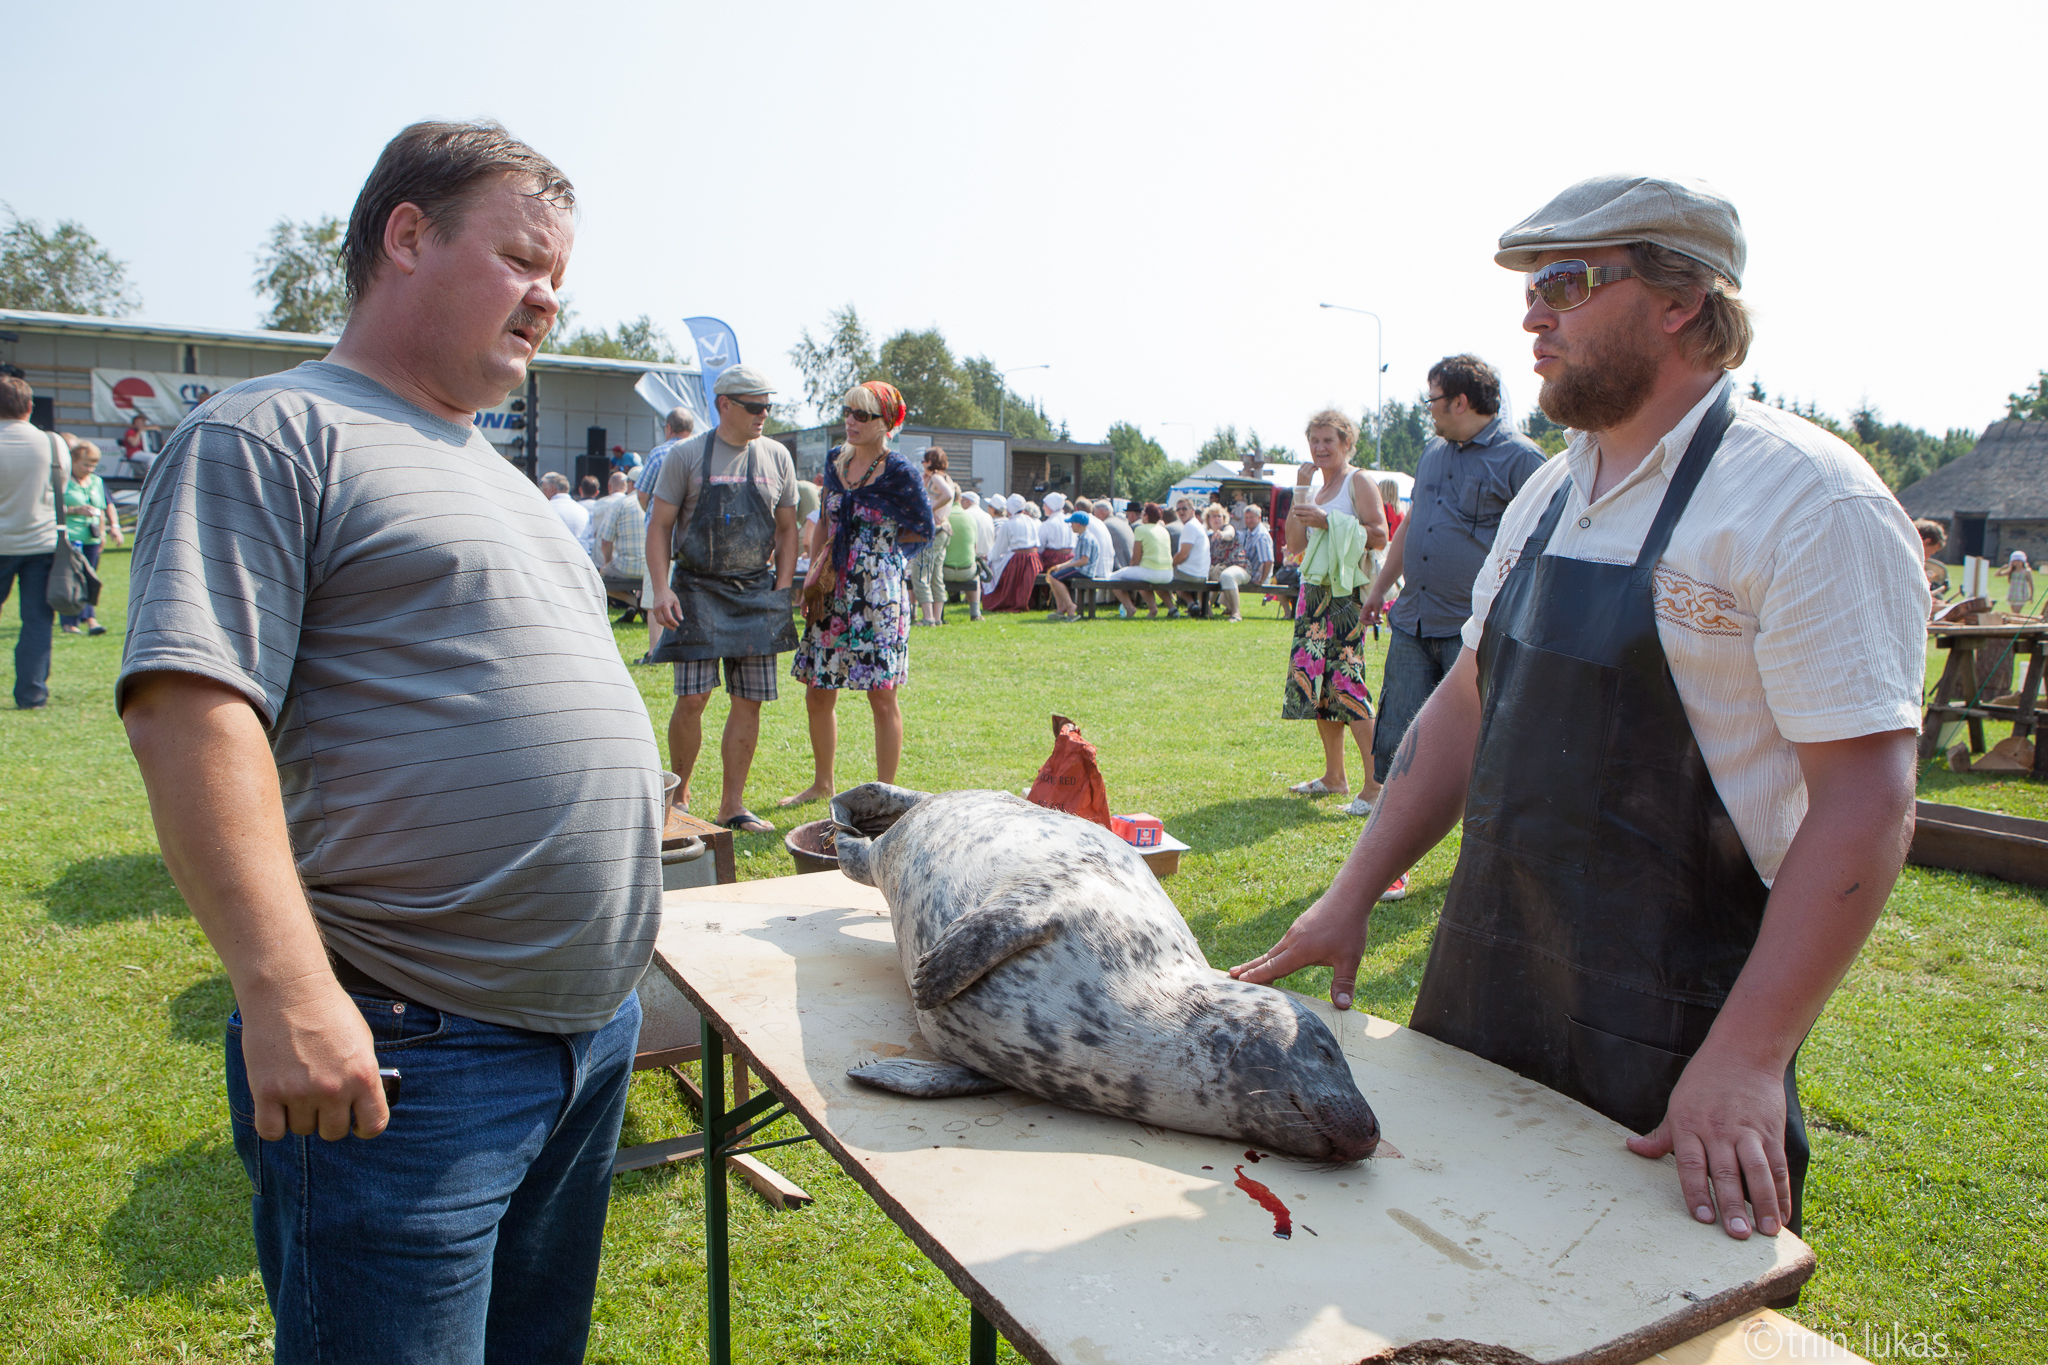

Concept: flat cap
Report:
left=713, top=365, right=775, bottom=396
left=1495, top=174, right=1745, bottom=288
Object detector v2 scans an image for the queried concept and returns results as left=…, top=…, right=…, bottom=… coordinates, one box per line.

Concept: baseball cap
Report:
left=713, top=365, right=775, bottom=396
left=1495, top=174, right=1745, bottom=288
left=1066, top=510, right=1089, bottom=526
left=959, top=491, right=980, bottom=507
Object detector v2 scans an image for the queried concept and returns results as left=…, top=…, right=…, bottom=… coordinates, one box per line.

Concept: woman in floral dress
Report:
left=782, top=382, right=934, bottom=807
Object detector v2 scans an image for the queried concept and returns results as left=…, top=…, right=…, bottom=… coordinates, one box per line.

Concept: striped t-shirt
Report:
left=119, top=361, right=662, bottom=1033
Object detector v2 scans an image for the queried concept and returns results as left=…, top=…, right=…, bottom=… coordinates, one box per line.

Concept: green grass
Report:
left=0, top=556, right=2042, bottom=1361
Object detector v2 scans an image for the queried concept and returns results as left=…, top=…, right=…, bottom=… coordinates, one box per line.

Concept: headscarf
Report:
left=1043, top=491, right=1066, bottom=513
left=824, top=444, right=935, bottom=575
left=849, top=381, right=907, bottom=432
left=1006, top=493, right=1026, bottom=515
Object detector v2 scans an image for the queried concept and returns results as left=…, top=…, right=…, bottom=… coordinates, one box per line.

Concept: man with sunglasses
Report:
left=646, top=365, right=800, bottom=834
left=1234, top=175, right=1926, bottom=1266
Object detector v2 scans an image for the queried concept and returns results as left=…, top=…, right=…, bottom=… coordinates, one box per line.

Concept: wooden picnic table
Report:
left=1919, top=619, right=2047, bottom=778
left=653, top=872, right=1870, bottom=1364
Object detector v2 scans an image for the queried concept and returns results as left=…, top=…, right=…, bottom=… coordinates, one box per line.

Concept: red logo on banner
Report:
left=111, top=377, right=157, bottom=410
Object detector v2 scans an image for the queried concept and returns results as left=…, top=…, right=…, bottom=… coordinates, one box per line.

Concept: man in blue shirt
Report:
left=1363, top=355, right=1543, bottom=782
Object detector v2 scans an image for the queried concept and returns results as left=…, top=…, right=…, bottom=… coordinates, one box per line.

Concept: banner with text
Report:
left=91, top=369, right=244, bottom=426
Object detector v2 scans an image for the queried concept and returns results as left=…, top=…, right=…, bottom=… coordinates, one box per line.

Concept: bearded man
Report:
left=1232, top=175, right=1927, bottom=1267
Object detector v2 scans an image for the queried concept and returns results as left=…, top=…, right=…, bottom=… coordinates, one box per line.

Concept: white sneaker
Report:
left=1378, top=874, right=1410, bottom=902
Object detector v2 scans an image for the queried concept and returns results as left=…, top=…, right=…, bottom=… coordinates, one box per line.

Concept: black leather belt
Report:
left=327, top=950, right=423, bottom=1008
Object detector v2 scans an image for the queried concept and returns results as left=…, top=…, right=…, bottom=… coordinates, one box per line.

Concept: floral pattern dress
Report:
left=791, top=484, right=912, bottom=691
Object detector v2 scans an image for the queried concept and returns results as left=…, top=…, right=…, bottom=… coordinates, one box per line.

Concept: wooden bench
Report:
left=1063, top=576, right=1223, bottom=620
left=603, top=575, right=645, bottom=624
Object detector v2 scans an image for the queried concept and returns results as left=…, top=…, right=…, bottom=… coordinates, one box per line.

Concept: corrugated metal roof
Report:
left=0, top=308, right=697, bottom=377
left=1897, top=420, right=2048, bottom=520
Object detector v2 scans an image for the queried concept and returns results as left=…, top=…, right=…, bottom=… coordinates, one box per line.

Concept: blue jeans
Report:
left=0, top=551, right=54, bottom=708
left=1371, top=625, right=1466, bottom=784
left=59, top=540, right=101, bottom=629
left=227, top=987, right=641, bottom=1364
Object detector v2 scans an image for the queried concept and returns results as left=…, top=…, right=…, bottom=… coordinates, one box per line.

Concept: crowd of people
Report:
left=3, top=116, right=1940, bottom=1359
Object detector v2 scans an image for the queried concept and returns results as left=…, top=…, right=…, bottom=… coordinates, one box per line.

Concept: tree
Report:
left=1521, top=407, right=1568, bottom=456
left=1367, top=397, right=1433, bottom=474
left=546, top=310, right=677, bottom=362
left=1197, top=426, right=1295, bottom=468
left=1094, top=422, right=1181, bottom=502
left=254, top=215, right=348, bottom=333
left=960, top=356, right=1054, bottom=438
left=788, top=305, right=876, bottom=423
left=0, top=205, right=139, bottom=315
left=874, top=328, right=990, bottom=430
left=2007, top=371, right=2048, bottom=421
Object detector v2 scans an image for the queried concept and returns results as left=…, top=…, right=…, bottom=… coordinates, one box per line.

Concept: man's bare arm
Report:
left=122, top=671, right=387, bottom=1142
left=1231, top=646, right=1483, bottom=1005
left=645, top=495, right=681, bottom=628
left=1629, top=728, right=1916, bottom=1241
left=1362, top=516, right=1409, bottom=625
left=774, top=504, right=797, bottom=590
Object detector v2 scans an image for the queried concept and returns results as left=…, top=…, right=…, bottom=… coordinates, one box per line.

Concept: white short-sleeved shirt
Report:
left=1461, top=378, right=1928, bottom=883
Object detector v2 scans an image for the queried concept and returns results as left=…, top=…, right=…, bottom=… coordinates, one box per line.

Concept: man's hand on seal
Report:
left=1627, top=1045, right=1792, bottom=1240
left=1228, top=892, right=1372, bottom=1009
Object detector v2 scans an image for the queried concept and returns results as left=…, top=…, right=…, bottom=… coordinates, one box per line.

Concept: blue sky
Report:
left=14, top=1, right=2043, bottom=457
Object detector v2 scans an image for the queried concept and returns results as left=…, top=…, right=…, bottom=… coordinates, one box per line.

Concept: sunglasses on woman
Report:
left=841, top=406, right=877, bottom=422
left=1525, top=259, right=1635, bottom=312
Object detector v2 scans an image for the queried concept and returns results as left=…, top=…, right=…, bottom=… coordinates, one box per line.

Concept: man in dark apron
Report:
left=645, top=366, right=799, bottom=833
left=1233, top=176, right=1926, bottom=1260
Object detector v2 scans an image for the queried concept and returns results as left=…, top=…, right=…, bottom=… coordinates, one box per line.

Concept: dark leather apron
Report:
left=1409, top=386, right=1809, bottom=1232
left=651, top=433, right=798, bottom=662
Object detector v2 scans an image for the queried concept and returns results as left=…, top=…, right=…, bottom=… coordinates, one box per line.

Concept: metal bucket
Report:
left=786, top=819, right=839, bottom=876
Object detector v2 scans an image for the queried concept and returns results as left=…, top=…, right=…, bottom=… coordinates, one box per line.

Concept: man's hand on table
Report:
left=1628, top=1044, right=1791, bottom=1241
left=239, top=972, right=390, bottom=1141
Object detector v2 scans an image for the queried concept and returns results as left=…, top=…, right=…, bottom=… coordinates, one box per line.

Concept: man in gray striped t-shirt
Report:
left=120, top=121, right=657, bottom=1362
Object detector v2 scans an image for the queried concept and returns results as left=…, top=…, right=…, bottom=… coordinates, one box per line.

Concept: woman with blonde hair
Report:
left=912, top=447, right=957, bottom=626
left=1283, top=408, right=1388, bottom=814
left=782, top=382, right=934, bottom=807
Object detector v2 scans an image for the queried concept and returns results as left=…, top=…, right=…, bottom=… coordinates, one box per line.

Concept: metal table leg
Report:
left=970, top=1305, right=999, bottom=1363
left=703, top=1015, right=731, bottom=1365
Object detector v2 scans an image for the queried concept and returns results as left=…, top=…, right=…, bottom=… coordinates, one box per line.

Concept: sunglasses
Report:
left=725, top=398, right=772, bottom=416
left=841, top=406, right=878, bottom=422
left=1525, top=259, right=1635, bottom=311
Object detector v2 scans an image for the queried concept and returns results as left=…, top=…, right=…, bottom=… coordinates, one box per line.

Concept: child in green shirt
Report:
left=60, top=438, right=120, bottom=635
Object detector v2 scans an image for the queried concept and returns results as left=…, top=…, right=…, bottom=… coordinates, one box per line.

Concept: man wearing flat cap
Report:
left=646, top=364, right=799, bottom=834
left=1236, top=174, right=1927, bottom=1260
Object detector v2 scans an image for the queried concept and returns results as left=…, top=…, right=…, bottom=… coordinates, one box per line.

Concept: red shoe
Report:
left=1378, top=874, right=1409, bottom=902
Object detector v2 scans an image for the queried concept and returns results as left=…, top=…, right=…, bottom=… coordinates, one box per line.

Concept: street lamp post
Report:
left=1319, top=303, right=1387, bottom=467
left=998, top=364, right=1050, bottom=435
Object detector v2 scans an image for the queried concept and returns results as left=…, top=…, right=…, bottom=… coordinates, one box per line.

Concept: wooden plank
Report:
left=656, top=874, right=1815, bottom=1365
left=729, top=1154, right=814, bottom=1210
left=1909, top=800, right=2048, bottom=887
left=633, top=1044, right=703, bottom=1071
left=613, top=1133, right=706, bottom=1173
left=1644, top=1310, right=1867, bottom=1362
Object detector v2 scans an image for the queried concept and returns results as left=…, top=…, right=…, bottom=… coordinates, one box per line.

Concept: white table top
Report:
left=655, top=873, right=1820, bottom=1365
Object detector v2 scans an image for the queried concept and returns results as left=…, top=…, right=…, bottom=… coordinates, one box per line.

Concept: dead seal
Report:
left=832, top=783, right=1380, bottom=1163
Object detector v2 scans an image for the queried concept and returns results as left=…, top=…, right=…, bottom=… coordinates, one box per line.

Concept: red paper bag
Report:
left=1027, top=713, right=1112, bottom=828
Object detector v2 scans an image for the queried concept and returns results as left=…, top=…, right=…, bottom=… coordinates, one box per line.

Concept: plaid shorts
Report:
left=672, top=654, right=780, bottom=701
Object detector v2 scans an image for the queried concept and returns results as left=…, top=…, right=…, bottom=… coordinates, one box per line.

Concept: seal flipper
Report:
left=847, top=1058, right=1008, bottom=1098
left=912, top=885, right=1064, bottom=1011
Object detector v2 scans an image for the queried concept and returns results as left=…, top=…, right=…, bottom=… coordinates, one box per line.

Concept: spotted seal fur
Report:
left=833, top=784, right=1379, bottom=1163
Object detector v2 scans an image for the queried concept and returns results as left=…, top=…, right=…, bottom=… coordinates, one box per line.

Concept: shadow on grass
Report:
left=38, top=853, right=186, bottom=925
left=101, top=1139, right=256, bottom=1296
left=1168, top=796, right=1329, bottom=852
left=170, top=973, right=235, bottom=1047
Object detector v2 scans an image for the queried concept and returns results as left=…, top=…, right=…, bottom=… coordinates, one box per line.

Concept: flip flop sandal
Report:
left=1288, top=778, right=1347, bottom=796
left=720, top=809, right=775, bottom=834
